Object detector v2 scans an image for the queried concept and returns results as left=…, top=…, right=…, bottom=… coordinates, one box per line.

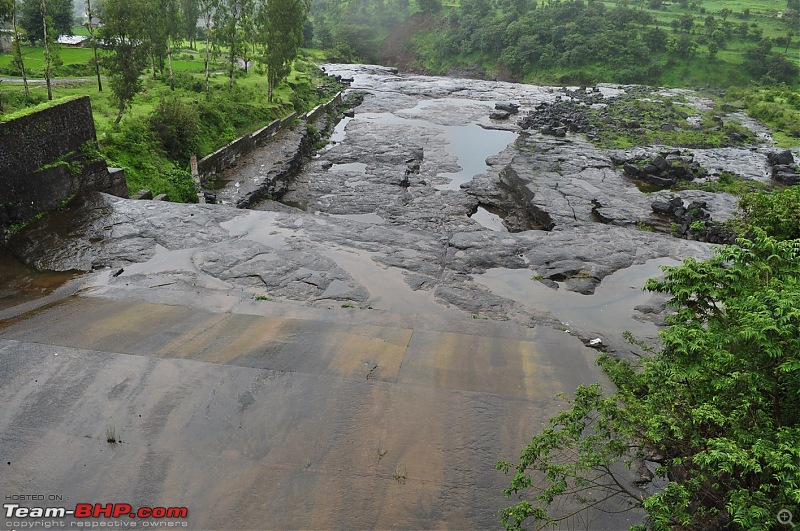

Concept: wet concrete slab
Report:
left=0, top=291, right=637, bottom=529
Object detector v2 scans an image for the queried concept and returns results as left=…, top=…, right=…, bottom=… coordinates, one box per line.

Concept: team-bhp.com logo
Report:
left=4, top=503, right=188, bottom=527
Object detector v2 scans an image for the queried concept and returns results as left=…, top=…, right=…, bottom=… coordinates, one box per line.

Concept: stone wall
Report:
left=197, top=92, right=343, bottom=182
left=1, top=96, right=127, bottom=231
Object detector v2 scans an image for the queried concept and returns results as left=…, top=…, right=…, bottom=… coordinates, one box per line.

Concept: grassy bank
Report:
left=0, top=46, right=342, bottom=202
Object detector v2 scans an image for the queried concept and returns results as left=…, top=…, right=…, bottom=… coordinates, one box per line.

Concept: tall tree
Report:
left=0, top=0, right=11, bottom=111
left=141, top=0, right=167, bottom=80
left=216, top=0, right=252, bottom=89
left=19, top=0, right=71, bottom=42
left=6, top=0, right=29, bottom=99
left=164, top=0, right=181, bottom=90
left=198, top=0, right=214, bottom=95
left=85, top=0, right=102, bottom=91
left=180, top=0, right=200, bottom=49
left=41, top=0, right=52, bottom=100
left=259, top=0, right=309, bottom=102
left=99, top=0, right=148, bottom=122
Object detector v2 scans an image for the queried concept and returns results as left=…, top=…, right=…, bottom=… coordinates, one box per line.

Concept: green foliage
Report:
left=676, top=171, right=769, bottom=196
left=587, top=96, right=757, bottom=149
left=500, top=232, right=800, bottom=529
left=20, top=0, right=74, bottom=43
left=688, top=220, right=706, bottom=233
left=740, top=187, right=800, bottom=241
left=726, top=86, right=800, bottom=147
left=150, top=96, right=199, bottom=162
left=260, top=0, right=311, bottom=101
left=356, top=0, right=800, bottom=87
left=100, top=0, right=150, bottom=122
left=102, top=116, right=197, bottom=202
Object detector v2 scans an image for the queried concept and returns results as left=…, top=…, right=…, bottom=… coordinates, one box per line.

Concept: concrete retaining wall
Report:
left=196, top=92, right=343, bottom=182
left=1, top=96, right=127, bottom=231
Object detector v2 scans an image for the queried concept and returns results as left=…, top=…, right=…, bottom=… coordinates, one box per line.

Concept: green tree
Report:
left=164, top=0, right=182, bottom=90
left=216, top=0, right=252, bottom=89
left=180, top=0, right=200, bottom=49
left=198, top=0, right=214, bottom=95
left=741, top=188, right=800, bottom=241
left=498, top=232, right=800, bottom=529
left=2, top=0, right=29, bottom=100
left=41, top=0, right=55, bottom=100
left=259, top=0, right=309, bottom=102
left=141, top=0, right=167, bottom=80
left=0, top=0, right=11, bottom=111
left=19, top=0, right=71, bottom=42
left=99, top=0, right=149, bottom=122
left=85, top=0, right=102, bottom=91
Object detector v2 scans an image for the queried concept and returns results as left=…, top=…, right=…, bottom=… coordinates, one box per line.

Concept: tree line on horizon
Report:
left=0, top=0, right=309, bottom=120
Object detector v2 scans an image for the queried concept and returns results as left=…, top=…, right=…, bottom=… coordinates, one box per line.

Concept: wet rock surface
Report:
left=5, top=64, right=798, bottom=530
left=10, top=65, right=766, bottom=354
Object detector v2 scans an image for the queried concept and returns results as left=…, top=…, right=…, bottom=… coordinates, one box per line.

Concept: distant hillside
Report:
left=310, top=0, right=800, bottom=88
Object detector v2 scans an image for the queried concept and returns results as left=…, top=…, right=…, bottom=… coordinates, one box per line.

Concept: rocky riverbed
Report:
left=2, top=64, right=797, bottom=529
left=14, top=64, right=796, bottom=353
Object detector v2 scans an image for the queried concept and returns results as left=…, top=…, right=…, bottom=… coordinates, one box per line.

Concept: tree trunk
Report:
left=86, top=0, right=102, bottom=91
left=229, top=42, right=235, bottom=89
left=167, top=37, right=175, bottom=90
left=204, top=18, right=211, bottom=96
left=115, top=98, right=126, bottom=124
left=41, top=0, right=52, bottom=100
left=12, top=6, right=29, bottom=98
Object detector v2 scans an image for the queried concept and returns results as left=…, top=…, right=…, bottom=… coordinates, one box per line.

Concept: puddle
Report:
left=0, top=251, right=79, bottom=311
left=329, top=162, right=367, bottom=174
left=328, top=116, right=353, bottom=145
left=470, top=205, right=508, bottom=232
left=352, top=105, right=517, bottom=191
left=104, top=244, right=231, bottom=290
left=435, top=125, right=518, bottom=190
left=474, top=258, right=680, bottom=338
left=220, top=210, right=291, bottom=250
left=324, top=247, right=451, bottom=316
left=329, top=213, right=386, bottom=225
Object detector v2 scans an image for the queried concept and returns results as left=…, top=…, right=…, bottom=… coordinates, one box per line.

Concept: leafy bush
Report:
left=741, top=187, right=800, bottom=241
left=499, top=233, right=800, bottom=530
left=150, top=97, right=200, bottom=162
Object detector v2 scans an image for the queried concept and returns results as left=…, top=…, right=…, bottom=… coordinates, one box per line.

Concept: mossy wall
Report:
left=0, top=96, right=127, bottom=230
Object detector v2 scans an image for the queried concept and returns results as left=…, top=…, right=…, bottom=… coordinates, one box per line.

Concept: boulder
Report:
left=651, top=155, right=669, bottom=172
left=495, top=102, right=520, bottom=114
left=623, top=163, right=640, bottom=177
left=490, top=111, right=511, bottom=120
left=774, top=171, right=800, bottom=185
left=131, top=189, right=153, bottom=200
left=767, top=150, right=795, bottom=166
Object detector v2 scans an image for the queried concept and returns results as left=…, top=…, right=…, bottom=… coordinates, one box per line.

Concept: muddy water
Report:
left=475, top=257, right=680, bottom=339
left=352, top=100, right=517, bottom=190
left=470, top=205, right=508, bottom=232
left=0, top=250, right=79, bottom=312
